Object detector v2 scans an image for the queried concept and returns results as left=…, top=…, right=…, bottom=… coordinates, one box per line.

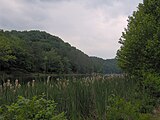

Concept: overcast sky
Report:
left=0, top=0, right=143, bottom=59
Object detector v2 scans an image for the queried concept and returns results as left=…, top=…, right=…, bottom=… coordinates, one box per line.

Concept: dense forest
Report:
left=0, top=30, right=121, bottom=74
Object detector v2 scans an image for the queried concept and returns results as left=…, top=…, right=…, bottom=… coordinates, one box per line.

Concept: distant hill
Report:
left=0, top=30, right=121, bottom=74
left=104, top=59, right=122, bottom=74
left=90, top=57, right=122, bottom=74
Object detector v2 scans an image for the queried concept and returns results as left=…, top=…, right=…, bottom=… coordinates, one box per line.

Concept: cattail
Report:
left=9, top=84, right=13, bottom=89
left=3, top=82, right=6, bottom=88
left=66, top=80, right=69, bottom=86
left=32, top=80, right=35, bottom=87
left=47, top=76, right=51, bottom=84
left=49, top=84, right=53, bottom=88
left=18, top=84, right=21, bottom=88
left=0, top=85, right=2, bottom=92
left=56, top=78, right=60, bottom=81
left=27, top=81, right=30, bottom=87
left=7, top=79, right=10, bottom=87
left=13, top=89, right=16, bottom=93
left=62, top=82, right=66, bottom=89
left=15, top=79, right=19, bottom=87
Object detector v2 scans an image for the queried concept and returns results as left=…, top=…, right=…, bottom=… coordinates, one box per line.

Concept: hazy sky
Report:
left=0, top=0, right=143, bottom=59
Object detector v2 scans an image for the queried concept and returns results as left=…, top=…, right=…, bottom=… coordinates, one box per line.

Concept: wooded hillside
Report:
left=0, top=30, right=121, bottom=74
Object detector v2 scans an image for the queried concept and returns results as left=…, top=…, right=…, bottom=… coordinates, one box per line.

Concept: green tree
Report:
left=117, top=0, right=160, bottom=75
left=44, top=49, right=64, bottom=74
left=0, top=30, right=119, bottom=74
left=0, top=32, right=16, bottom=62
left=0, top=31, right=16, bottom=73
left=116, top=1, right=160, bottom=112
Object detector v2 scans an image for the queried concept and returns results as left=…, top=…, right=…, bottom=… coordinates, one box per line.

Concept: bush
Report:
left=133, top=72, right=160, bottom=113
left=0, top=95, right=66, bottom=120
left=106, top=95, right=151, bottom=120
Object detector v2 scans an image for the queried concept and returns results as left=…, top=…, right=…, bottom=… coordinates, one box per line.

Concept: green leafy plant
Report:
left=136, top=72, right=160, bottom=113
left=143, top=73, right=160, bottom=97
left=106, top=95, right=151, bottom=120
left=0, top=95, right=66, bottom=120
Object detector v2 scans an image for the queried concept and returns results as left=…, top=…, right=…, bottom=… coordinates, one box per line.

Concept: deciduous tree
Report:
left=117, top=0, right=160, bottom=75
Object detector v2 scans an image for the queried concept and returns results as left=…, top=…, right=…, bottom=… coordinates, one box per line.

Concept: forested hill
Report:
left=0, top=30, right=121, bottom=74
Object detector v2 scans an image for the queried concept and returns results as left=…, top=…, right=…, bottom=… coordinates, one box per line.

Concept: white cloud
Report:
left=0, top=0, right=142, bottom=59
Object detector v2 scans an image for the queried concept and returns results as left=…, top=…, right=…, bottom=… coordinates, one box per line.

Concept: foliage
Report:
left=0, top=31, right=16, bottom=62
left=0, top=75, right=136, bottom=119
left=143, top=73, right=160, bottom=97
left=0, top=95, right=66, bottom=120
left=106, top=95, right=151, bottom=120
left=104, top=59, right=122, bottom=74
left=0, top=30, right=120, bottom=74
left=116, top=0, right=160, bottom=116
left=117, top=0, right=160, bottom=75
left=139, top=72, right=160, bottom=112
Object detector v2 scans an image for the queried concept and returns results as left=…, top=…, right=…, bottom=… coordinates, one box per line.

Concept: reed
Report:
left=0, top=75, right=137, bottom=119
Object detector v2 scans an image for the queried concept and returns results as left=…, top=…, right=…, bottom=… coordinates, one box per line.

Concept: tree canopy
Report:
left=0, top=30, right=121, bottom=74
left=117, top=0, right=160, bottom=75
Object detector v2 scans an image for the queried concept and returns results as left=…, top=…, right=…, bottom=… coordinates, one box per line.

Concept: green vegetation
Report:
left=1, top=0, right=160, bottom=119
left=117, top=0, right=160, bottom=75
left=0, top=30, right=121, bottom=75
left=117, top=0, right=160, bottom=119
left=0, top=95, right=66, bottom=120
left=106, top=95, right=151, bottom=120
left=0, top=75, right=151, bottom=120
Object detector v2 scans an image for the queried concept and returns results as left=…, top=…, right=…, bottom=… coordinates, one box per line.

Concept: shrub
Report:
left=0, top=95, right=66, bottom=120
left=106, top=95, right=151, bottom=120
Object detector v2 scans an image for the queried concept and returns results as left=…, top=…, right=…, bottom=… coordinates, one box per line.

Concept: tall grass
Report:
left=0, top=74, right=137, bottom=119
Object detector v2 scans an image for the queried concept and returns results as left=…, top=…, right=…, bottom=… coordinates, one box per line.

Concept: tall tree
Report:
left=117, top=0, right=160, bottom=75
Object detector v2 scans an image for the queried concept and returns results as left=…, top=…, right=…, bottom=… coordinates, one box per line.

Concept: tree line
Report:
left=0, top=30, right=121, bottom=74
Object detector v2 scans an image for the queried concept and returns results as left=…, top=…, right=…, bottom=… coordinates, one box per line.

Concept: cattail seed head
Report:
left=27, top=81, right=30, bottom=87
left=47, top=76, right=51, bottom=84
left=15, top=79, right=19, bottom=87
left=13, top=89, right=16, bottom=93
left=7, top=79, right=11, bottom=87
left=32, top=80, right=35, bottom=87
left=18, top=84, right=21, bottom=88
